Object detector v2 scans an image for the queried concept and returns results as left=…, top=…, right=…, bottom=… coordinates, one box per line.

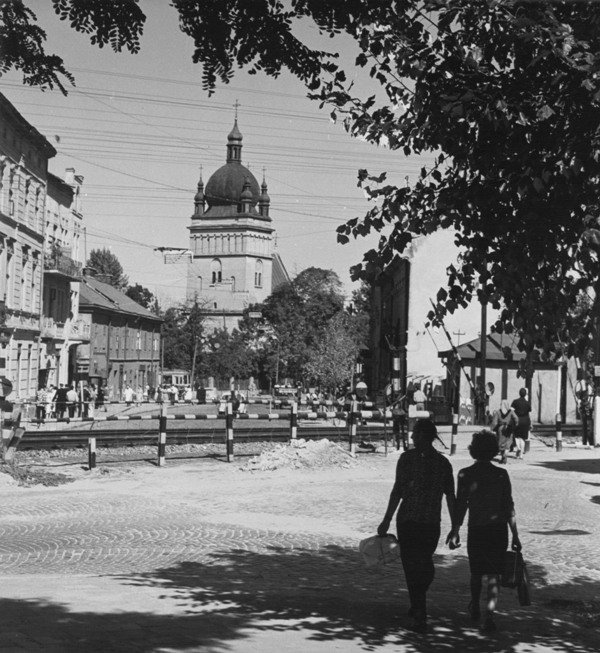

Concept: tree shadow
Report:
left=532, top=459, right=600, bottom=474
left=2, top=545, right=599, bottom=652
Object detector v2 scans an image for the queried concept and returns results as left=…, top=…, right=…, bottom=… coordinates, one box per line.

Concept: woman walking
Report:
left=449, top=430, right=521, bottom=632
left=511, top=388, right=532, bottom=458
left=377, top=419, right=456, bottom=633
left=490, top=400, right=518, bottom=464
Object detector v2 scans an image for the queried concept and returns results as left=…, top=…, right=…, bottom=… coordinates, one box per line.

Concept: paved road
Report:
left=1, top=435, right=599, bottom=652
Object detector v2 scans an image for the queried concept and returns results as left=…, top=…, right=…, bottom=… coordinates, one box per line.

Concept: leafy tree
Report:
left=126, top=283, right=159, bottom=313
left=161, top=299, right=206, bottom=375
left=256, top=267, right=346, bottom=383
left=304, top=312, right=362, bottom=396
left=86, top=248, right=129, bottom=290
left=8, top=2, right=600, bottom=361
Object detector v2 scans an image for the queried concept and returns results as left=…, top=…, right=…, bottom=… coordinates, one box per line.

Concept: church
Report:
left=186, top=118, right=289, bottom=331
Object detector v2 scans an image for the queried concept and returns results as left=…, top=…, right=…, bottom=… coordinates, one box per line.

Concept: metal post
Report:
left=290, top=401, right=298, bottom=441
left=158, top=403, right=167, bottom=466
left=88, top=437, right=96, bottom=470
left=348, top=399, right=357, bottom=454
left=555, top=412, right=562, bottom=452
left=226, top=401, right=234, bottom=462
left=451, top=412, right=458, bottom=456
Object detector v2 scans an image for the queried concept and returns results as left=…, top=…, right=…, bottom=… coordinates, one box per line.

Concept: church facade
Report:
left=187, top=120, right=286, bottom=331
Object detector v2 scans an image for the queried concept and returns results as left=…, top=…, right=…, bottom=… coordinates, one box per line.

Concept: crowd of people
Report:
left=377, top=387, right=531, bottom=635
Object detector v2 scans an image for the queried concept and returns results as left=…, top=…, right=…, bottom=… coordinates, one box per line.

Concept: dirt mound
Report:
left=239, top=438, right=357, bottom=472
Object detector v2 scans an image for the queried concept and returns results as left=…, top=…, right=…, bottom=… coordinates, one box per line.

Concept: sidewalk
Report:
left=0, top=435, right=599, bottom=652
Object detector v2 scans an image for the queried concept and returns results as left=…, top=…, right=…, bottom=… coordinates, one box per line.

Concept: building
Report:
left=77, top=275, right=162, bottom=400
left=39, top=169, right=89, bottom=388
left=438, top=333, right=579, bottom=425
left=0, top=92, right=56, bottom=401
left=186, top=119, right=289, bottom=330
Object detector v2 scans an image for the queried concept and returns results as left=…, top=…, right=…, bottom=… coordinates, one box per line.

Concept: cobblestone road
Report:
left=1, top=435, right=600, bottom=652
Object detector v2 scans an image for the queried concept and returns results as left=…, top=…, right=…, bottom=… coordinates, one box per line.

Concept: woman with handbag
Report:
left=448, top=430, right=521, bottom=633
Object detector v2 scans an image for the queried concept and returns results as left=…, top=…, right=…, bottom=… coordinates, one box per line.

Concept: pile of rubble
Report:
left=239, top=438, right=358, bottom=472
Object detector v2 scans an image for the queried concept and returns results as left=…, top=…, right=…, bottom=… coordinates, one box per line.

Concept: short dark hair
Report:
left=519, top=388, right=527, bottom=398
left=468, top=430, right=499, bottom=461
left=414, top=418, right=437, bottom=443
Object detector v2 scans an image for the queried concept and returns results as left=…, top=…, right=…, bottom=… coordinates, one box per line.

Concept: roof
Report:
left=272, top=252, right=291, bottom=290
left=438, top=332, right=526, bottom=362
left=204, top=162, right=260, bottom=209
left=79, top=277, right=162, bottom=322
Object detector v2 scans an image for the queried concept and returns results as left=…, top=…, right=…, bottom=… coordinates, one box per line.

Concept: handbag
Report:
left=501, top=550, right=524, bottom=588
left=517, top=565, right=532, bottom=606
left=359, top=534, right=401, bottom=568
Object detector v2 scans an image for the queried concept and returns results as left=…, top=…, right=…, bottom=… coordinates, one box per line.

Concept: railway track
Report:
left=16, top=423, right=392, bottom=451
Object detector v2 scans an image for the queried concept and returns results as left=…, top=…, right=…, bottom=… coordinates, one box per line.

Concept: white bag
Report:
left=359, top=534, right=401, bottom=568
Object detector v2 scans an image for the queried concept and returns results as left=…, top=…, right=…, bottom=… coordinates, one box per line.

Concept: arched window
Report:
left=197, top=276, right=202, bottom=291
left=254, top=259, right=263, bottom=288
left=230, top=276, right=236, bottom=292
left=211, top=259, right=222, bottom=285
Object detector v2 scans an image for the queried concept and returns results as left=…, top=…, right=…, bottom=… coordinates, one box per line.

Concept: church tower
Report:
left=187, top=118, right=275, bottom=330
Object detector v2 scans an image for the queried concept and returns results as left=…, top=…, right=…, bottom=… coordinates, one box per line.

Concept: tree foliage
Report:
left=7, top=1, right=600, bottom=361
left=161, top=299, right=206, bottom=374
left=304, top=312, right=363, bottom=395
left=125, top=283, right=158, bottom=313
left=86, top=248, right=129, bottom=290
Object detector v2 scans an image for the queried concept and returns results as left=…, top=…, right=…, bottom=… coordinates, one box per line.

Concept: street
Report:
left=0, top=432, right=599, bottom=652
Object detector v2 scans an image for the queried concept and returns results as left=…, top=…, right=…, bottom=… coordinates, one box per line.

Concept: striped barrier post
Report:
left=450, top=412, right=458, bottom=456
left=290, top=402, right=298, bottom=441
left=555, top=412, right=562, bottom=452
left=348, top=400, right=357, bottom=454
left=226, top=402, right=234, bottom=462
left=88, top=437, right=96, bottom=470
left=158, top=404, right=167, bottom=466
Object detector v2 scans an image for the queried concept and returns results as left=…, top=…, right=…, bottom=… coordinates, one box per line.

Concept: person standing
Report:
left=490, top=400, right=518, bottom=464
left=95, top=383, right=106, bottom=412
left=54, top=384, right=68, bottom=419
left=449, top=430, right=521, bottom=633
left=123, top=384, right=134, bottom=406
left=66, top=384, right=78, bottom=418
left=36, top=385, right=47, bottom=422
left=377, top=419, right=456, bottom=633
left=511, top=388, right=532, bottom=458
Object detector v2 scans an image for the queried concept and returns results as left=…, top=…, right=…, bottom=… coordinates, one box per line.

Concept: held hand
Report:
left=446, top=531, right=461, bottom=550
left=377, top=519, right=390, bottom=537
left=511, top=535, right=522, bottom=552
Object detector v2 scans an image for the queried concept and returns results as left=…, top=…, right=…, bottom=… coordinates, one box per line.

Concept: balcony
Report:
left=41, top=316, right=90, bottom=341
left=44, top=251, right=82, bottom=280
left=40, top=316, right=63, bottom=339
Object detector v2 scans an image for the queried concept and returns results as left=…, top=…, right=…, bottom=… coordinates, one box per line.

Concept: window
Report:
left=254, top=260, right=263, bottom=288
left=197, top=276, right=202, bottom=291
left=230, top=276, right=236, bottom=292
left=211, top=258, right=222, bottom=284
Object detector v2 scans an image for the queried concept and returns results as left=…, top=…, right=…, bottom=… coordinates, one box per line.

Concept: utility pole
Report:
left=479, top=300, right=488, bottom=425
left=452, top=329, right=465, bottom=346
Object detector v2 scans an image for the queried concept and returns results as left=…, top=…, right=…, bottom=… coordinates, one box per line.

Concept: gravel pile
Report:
left=239, top=438, right=357, bottom=472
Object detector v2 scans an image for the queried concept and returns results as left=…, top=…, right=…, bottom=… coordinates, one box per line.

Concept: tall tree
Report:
left=6, top=1, right=600, bottom=359
left=86, top=248, right=129, bottom=290
left=161, top=299, right=206, bottom=375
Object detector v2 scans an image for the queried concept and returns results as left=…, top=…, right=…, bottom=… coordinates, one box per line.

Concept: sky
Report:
left=1, top=2, right=487, bottom=375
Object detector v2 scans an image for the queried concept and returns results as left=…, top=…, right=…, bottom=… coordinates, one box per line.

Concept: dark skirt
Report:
left=467, top=523, right=508, bottom=575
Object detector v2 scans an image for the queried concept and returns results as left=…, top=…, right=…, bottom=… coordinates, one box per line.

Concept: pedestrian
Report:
left=123, top=384, right=134, bottom=406
left=511, top=388, right=532, bottom=458
left=54, top=384, right=68, bottom=419
left=35, top=385, right=47, bottom=422
left=66, top=384, right=78, bottom=418
left=490, top=399, right=518, bottom=464
left=135, top=385, right=144, bottom=407
left=95, top=383, right=106, bottom=412
left=169, top=384, right=177, bottom=405
left=448, top=430, right=521, bottom=633
left=184, top=386, right=193, bottom=404
left=377, top=418, right=456, bottom=633
left=412, top=383, right=427, bottom=410
left=46, top=385, right=56, bottom=418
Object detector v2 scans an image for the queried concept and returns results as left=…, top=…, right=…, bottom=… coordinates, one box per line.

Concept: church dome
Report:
left=205, top=163, right=260, bottom=208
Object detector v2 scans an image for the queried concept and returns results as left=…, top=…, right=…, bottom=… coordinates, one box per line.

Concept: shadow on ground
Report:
left=532, top=459, right=600, bottom=475
left=2, top=544, right=597, bottom=652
